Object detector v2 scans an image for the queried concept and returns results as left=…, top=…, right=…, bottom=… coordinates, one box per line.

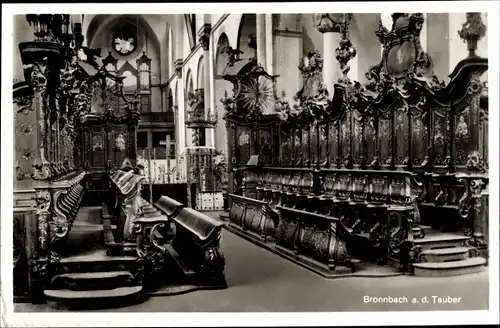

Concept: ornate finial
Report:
left=458, top=13, right=487, bottom=58
left=335, top=14, right=356, bottom=82
left=314, top=14, right=346, bottom=34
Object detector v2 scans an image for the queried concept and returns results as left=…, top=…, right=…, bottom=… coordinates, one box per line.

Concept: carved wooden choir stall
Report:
left=13, top=14, right=226, bottom=309
left=223, top=13, right=489, bottom=278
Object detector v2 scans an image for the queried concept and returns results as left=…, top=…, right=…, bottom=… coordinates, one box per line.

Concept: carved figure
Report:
left=115, top=133, right=126, bottom=152
left=455, top=115, right=469, bottom=139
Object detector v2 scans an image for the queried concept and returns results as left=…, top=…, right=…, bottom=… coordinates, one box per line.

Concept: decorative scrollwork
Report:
left=458, top=13, right=487, bottom=58
left=335, top=14, right=356, bottom=83
left=34, top=190, right=51, bottom=252
left=314, top=13, right=347, bottom=34
left=466, top=150, right=485, bottom=173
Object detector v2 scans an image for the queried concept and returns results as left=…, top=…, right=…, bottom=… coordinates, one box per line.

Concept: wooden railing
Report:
left=31, top=170, right=87, bottom=303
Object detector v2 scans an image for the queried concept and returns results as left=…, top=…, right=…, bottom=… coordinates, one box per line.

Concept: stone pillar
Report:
left=265, top=14, right=274, bottom=75
left=427, top=13, right=450, bottom=82
left=256, top=14, right=267, bottom=67
left=174, top=59, right=186, bottom=156
left=421, top=13, right=428, bottom=52
left=199, top=22, right=215, bottom=148
left=314, top=14, right=344, bottom=96
left=274, top=26, right=302, bottom=106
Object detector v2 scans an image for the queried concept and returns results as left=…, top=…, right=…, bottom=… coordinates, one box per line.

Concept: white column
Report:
left=199, top=21, right=214, bottom=148
left=177, top=80, right=186, bottom=155
left=265, top=14, right=274, bottom=75
left=209, top=30, right=216, bottom=148
left=380, top=13, right=392, bottom=56
left=256, top=14, right=267, bottom=67
left=421, top=13, right=428, bottom=52
left=322, top=32, right=343, bottom=96
left=448, top=13, right=470, bottom=73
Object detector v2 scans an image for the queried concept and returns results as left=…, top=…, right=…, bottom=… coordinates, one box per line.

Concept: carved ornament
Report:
left=198, top=23, right=212, bottom=51
left=314, top=13, right=347, bottom=34
left=458, top=13, right=487, bottom=58
left=174, top=59, right=183, bottom=78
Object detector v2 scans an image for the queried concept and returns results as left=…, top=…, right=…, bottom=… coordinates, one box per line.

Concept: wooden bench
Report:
left=236, top=167, right=423, bottom=269
left=155, top=195, right=184, bottom=220
left=227, top=194, right=277, bottom=242
left=275, top=205, right=356, bottom=276
left=155, top=200, right=227, bottom=286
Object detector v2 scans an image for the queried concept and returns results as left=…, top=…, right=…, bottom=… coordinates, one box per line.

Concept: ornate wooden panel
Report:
left=395, top=110, right=409, bottom=165
left=454, top=107, right=472, bottom=166
left=235, top=126, right=250, bottom=165
left=433, top=111, right=447, bottom=166
left=259, top=128, right=273, bottom=165
left=341, top=111, right=352, bottom=163
left=411, top=114, right=428, bottom=166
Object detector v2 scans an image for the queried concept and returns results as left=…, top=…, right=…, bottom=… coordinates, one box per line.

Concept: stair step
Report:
left=44, top=286, right=143, bottom=310
left=51, top=271, right=135, bottom=291
left=60, top=250, right=137, bottom=273
left=414, top=234, right=469, bottom=250
left=419, top=247, right=474, bottom=262
left=413, top=257, right=486, bottom=277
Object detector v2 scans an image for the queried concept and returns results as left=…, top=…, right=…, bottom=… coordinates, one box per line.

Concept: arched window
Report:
left=117, top=61, right=139, bottom=112
left=167, top=88, right=173, bottom=112
left=102, top=51, right=119, bottom=111
left=137, top=51, right=152, bottom=91
left=197, top=56, right=205, bottom=90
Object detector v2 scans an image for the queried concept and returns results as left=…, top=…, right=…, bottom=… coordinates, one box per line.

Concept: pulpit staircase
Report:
left=43, top=206, right=143, bottom=310
left=411, top=226, right=486, bottom=277
left=42, top=165, right=227, bottom=310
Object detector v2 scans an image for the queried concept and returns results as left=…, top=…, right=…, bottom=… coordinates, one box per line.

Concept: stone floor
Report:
left=15, top=212, right=489, bottom=312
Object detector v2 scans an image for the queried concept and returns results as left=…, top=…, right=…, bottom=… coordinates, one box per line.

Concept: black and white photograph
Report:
left=2, top=1, right=499, bottom=326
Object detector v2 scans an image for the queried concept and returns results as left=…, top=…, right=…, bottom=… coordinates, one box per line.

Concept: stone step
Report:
left=60, top=250, right=137, bottom=273
left=413, top=234, right=469, bottom=250
left=413, top=257, right=486, bottom=277
left=51, top=271, right=135, bottom=291
left=44, top=286, right=143, bottom=310
left=418, top=247, right=475, bottom=263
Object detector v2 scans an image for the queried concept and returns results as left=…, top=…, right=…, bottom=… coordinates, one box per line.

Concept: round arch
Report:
left=236, top=14, right=256, bottom=61
left=196, top=55, right=204, bottom=90
left=86, top=14, right=162, bottom=58
left=215, top=33, right=230, bottom=76
left=185, top=69, right=194, bottom=96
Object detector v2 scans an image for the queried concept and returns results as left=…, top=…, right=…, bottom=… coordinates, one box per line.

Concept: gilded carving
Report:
left=35, top=190, right=51, bottom=252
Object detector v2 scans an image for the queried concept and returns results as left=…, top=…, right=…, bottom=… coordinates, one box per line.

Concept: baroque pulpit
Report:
left=13, top=14, right=141, bottom=302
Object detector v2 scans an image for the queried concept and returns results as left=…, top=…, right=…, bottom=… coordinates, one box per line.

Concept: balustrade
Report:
left=31, top=171, right=86, bottom=303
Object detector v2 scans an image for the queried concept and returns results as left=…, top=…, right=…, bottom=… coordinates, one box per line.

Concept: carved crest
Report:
left=222, top=56, right=280, bottom=122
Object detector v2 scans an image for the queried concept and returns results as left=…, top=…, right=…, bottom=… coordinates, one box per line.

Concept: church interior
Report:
left=11, top=12, right=490, bottom=312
